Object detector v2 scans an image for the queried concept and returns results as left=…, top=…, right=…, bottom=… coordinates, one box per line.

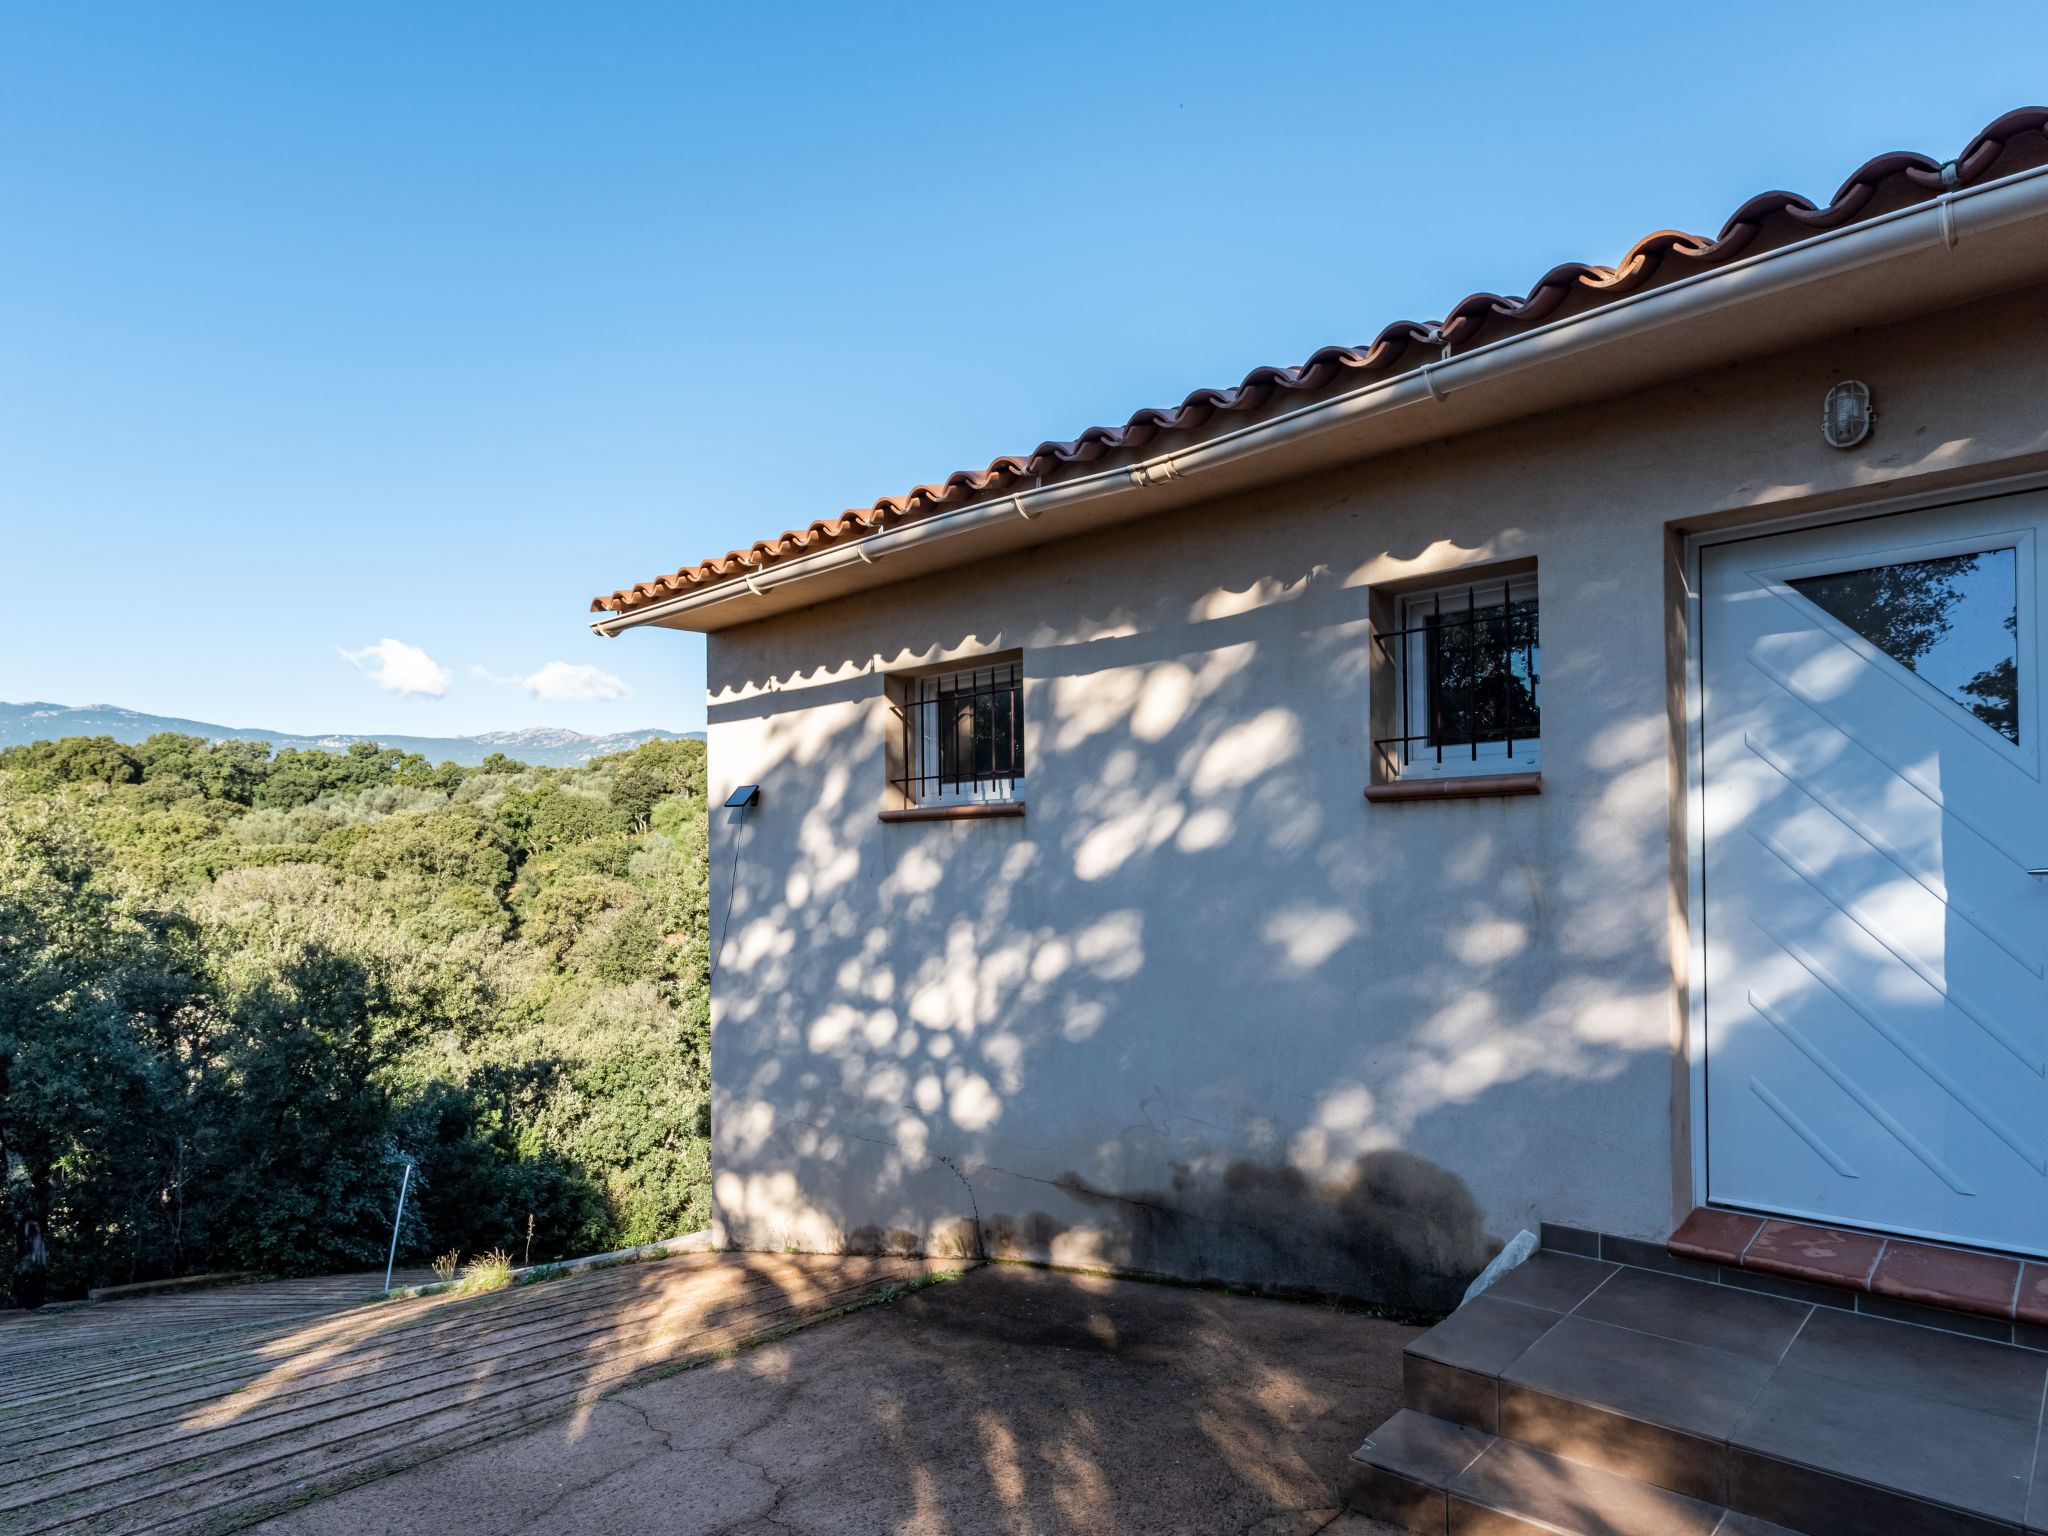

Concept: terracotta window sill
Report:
left=878, top=802, right=1027, bottom=824
left=1364, top=772, right=1541, bottom=803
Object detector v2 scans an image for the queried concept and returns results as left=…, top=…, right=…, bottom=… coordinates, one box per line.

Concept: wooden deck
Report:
left=0, top=1252, right=951, bottom=1536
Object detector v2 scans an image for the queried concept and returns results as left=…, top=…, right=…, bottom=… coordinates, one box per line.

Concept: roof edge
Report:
left=595, top=153, right=2048, bottom=637
left=595, top=107, right=2048, bottom=632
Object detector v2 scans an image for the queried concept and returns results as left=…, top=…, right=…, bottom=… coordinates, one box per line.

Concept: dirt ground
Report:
left=252, top=1262, right=1416, bottom=1536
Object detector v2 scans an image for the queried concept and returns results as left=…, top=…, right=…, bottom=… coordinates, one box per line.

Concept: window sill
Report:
left=879, top=802, right=1028, bottom=824
left=1364, top=772, right=1541, bottom=803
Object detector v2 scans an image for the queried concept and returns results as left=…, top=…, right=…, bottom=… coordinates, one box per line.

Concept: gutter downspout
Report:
left=594, top=161, right=2048, bottom=637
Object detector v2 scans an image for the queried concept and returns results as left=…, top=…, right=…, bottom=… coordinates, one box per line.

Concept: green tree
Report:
left=0, top=803, right=202, bottom=1296
left=0, top=733, right=710, bottom=1298
left=0, top=735, right=143, bottom=785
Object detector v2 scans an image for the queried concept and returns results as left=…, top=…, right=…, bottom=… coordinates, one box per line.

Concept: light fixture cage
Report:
left=1822, top=380, right=1872, bottom=449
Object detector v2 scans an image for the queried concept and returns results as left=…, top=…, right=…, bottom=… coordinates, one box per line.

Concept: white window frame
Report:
left=1391, top=574, right=1541, bottom=780
left=903, top=660, right=1025, bottom=806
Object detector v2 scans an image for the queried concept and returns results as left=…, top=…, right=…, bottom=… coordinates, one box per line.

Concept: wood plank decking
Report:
left=0, top=1252, right=952, bottom=1536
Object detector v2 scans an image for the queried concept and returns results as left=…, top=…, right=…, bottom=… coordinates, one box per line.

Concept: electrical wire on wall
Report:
left=710, top=786, right=760, bottom=983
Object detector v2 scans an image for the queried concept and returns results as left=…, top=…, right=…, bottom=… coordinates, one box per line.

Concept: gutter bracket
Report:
left=744, top=572, right=766, bottom=596
left=1938, top=160, right=1962, bottom=250
left=1418, top=325, right=1454, bottom=402
left=1129, top=457, right=1183, bottom=489
left=1012, top=493, right=1038, bottom=521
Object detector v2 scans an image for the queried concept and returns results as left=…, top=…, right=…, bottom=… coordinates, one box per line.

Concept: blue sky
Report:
left=3, top=5, right=2044, bottom=738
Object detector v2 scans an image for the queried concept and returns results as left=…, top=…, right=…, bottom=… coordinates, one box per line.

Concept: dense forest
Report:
left=0, top=732, right=711, bottom=1303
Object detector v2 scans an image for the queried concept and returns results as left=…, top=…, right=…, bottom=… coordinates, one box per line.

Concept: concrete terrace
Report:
left=1, top=1259, right=1427, bottom=1536
left=253, top=1261, right=1421, bottom=1536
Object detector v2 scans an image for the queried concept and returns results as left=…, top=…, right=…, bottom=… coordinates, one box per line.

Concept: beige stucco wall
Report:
left=698, top=285, right=2048, bottom=1310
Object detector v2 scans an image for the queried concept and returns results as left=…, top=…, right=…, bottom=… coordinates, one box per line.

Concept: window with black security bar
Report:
left=895, top=661, right=1024, bottom=804
left=1375, top=577, right=1540, bottom=778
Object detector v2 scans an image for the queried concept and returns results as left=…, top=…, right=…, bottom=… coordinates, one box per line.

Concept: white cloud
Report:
left=474, top=660, right=631, bottom=703
left=527, top=661, right=631, bottom=702
left=340, top=638, right=451, bottom=698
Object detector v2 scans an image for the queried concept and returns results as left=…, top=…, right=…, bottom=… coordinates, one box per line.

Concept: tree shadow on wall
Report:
left=702, top=512, right=1679, bottom=1318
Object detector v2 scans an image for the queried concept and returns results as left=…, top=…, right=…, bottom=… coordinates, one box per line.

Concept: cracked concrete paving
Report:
left=251, top=1263, right=1416, bottom=1536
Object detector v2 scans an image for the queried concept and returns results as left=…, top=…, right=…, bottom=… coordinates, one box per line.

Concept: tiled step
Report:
left=1345, top=1408, right=1766, bottom=1535
left=1347, top=1250, right=2048, bottom=1536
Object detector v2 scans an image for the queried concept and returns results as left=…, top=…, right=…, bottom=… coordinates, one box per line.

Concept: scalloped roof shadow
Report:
left=595, top=106, right=2048, bottom=618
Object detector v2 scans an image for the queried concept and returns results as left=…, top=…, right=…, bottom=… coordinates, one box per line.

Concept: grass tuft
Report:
left=455, top=1249, right=513, bottom=1295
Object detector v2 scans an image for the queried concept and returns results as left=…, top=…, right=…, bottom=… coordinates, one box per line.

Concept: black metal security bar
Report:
left=1373, top=582, right=1539, bottom=774
left=893, top=662, right=1024, bottom=803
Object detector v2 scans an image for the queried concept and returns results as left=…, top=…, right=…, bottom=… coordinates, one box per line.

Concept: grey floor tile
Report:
left=1481, top=1250, right=1616, bottom=1313
left=1538, top=1222, right=1599, bottom=1257
left=1856, top=1289, right=2015, bottom=1343
left=1601, top=1232, right=1722, bottom=1283
left=2029, top=1420, right=2048, bottom=1535
left=1776, top=1305, right=2047, bottom=1421
left=1575, top=1265, right=1810, bottom=1364
left=1408, top=1295, right=1560, bottom=1376
left=1346, top=1462, right=1447, bottom=1534
left=1499, top=1380, right=1727, bottom=1505
left=1357, top=1408, right=1495, bottom=1486
left=1714, top=1511, right=1804, bottom=1536
left=1717, top=1266, right=1855, bottom=1310
left=1450, top=1438, right=1723, bottom=1536
left=1503, top=1313, right=1774, bottom=1440
left=1347, top=1408, right=1489, bottom=1533
left=1730, top=1361, right=2037, bottom=1524
left=1730, top=1444, right=2017, bottom=1536
left=1406, top=1354, right=1498, bottom=1434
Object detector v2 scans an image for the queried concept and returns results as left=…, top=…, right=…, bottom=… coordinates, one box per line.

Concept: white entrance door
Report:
left=1701, top=493, right=2048, bottom=1256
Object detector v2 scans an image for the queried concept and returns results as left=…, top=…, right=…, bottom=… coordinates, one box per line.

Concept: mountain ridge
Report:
left=1, top=701, right=700, bottom=768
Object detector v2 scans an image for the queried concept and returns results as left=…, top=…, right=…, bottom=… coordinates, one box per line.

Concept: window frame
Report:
left=1376, top=572, right=1541, bottom=782
left=889, top=656, right=1026, bottom=809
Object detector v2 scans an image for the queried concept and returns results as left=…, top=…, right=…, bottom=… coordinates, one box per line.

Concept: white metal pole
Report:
left=383, top=1161, right=413, bottom=1292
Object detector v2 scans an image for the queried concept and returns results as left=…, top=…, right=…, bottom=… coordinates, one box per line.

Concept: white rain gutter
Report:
left=593, top=160, right=2048, bottom=636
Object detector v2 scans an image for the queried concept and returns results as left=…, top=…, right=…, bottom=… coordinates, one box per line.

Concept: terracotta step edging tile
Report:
left=2018, top=1264, right=2048, bottom=1329
left=1667, top=1209, right=2036, bottom=1323
left=1734, top=1222, right=1885, bottom=1292
left=1668, top=1208, right=1764, bottom=1266
left=1870, top=1240, right=2022, bottom=1320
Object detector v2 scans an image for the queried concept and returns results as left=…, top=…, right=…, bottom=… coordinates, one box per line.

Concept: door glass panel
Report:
left=1788, top=547, right=2020, bottom=743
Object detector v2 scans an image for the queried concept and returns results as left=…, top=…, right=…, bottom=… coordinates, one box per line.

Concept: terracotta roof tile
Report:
left=594, top=107, right=2048, bottom=618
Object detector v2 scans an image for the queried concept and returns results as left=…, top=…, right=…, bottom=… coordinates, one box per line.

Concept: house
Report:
left=592, top=109, right=2048, bottom=1324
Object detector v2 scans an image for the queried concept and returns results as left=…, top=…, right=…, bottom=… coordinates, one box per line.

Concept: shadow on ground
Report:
left=252, top=1262, right=1415, bottom=1536
left=0, top=1252, right=935, bottom=1535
